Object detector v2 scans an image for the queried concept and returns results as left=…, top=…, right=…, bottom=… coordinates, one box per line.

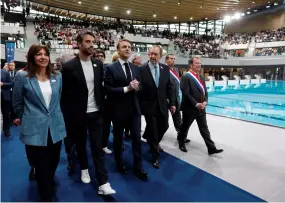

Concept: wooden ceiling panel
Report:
left=31, top=0, right=271, bottom=22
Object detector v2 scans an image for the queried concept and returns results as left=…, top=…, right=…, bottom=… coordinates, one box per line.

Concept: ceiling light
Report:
left=153, top=14, right=156, bottom=17
left=126, top=10, right=131, bottom=14
left=224, top=15, right=231, bottom=22
left=205, top=17, right=208, bottom=20
left=162, top=0, right=165, bottom=2
left=248, top=7, right=250, bottom=9
left=174, top=16, right=177, bottom=19
left=78, top=1, right=81, bottom=4
left=104, top=6, right=109, bottom=10
left=234, top=13, right=241, bottom=19
left=247, top=11, right=251, bottom=14
left=268, top=1, right=270, bottom=3
left=254, top=9, right=257, bottom=12
left=217, top=7, right=219, bottom=10
left=274, top=2, right=278, bottom=5
left=200, top=5, right=203, bottom=8
left=241, top=13, right=245, bottom=16
left=232, top=8, right=235, bottom=10
left=252, top=1, right=255, bottom=3
left=190, top=17, right=193, bottom=20
left=266, top=5, right=270, bottom=8
left=178, top=2, right=180, bottom=5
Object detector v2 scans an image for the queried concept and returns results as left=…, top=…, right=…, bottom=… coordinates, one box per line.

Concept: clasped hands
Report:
left=196, top=102, right=208, bottom=110
left=128, top=79, right=139, bottom=91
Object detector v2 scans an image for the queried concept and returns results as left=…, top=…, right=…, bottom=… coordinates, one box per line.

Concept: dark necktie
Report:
left=124, top=62, right=132, bottom=83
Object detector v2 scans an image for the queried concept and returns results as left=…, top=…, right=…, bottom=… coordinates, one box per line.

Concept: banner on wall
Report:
left=5, top=41, right=16, bottom=62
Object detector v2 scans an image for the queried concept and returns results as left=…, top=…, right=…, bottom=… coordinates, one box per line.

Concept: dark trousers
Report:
left=73, top=111, right=108, bottom=186
left=1, top=98, right=10, bottom=133
left=171, top=105, right=182, bottom=134
left=64, top=136, right=76, bottom=166
left=178, top=110, right=216, bottom=150
left=144, top=110, right=169, bottom=161
left=25, top=135, right=62, bottom=202
left=25, top=145, right=36, bottom=167
left=103, top=112, right=112, bottom=148
left=112, top=115, right=142, bottom=169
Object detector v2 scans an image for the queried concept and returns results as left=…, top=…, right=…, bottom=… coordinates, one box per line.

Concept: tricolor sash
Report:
left=170, top=69, right=180, bottom=84
left=170, top=69, right=182, bottom=102
left=186, top=71, right=206, bottom=96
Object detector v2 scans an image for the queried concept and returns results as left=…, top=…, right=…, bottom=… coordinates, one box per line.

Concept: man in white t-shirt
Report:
left=61, top=31, right=115, bottom=195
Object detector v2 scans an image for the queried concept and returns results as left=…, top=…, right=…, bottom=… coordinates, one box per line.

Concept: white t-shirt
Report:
left=38, top=80, right=52, bottom=108
left=80, top=60, right=99, bottom=113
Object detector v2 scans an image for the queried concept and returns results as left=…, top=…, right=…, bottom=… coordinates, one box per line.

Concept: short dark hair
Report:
left=165, top=54, right=174, bottom=61
left=188, top=56, right=201, bottom=65
left=76, top=31, right=95, bottom=44
left=95, top=49, right=106, bottom=59
left=116, top=39, right=131, bottom=50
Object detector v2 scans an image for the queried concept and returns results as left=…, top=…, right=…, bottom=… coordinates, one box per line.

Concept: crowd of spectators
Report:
left=255, top=27, right=285, bottom=42
left=255, top=47, right=285, bottom=56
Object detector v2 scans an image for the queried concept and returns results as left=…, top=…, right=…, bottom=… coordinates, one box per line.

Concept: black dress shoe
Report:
left=133, top=168, right=148, bottom=181
left=117, top=165, right=128, bottom=174
left=208, top=149, right=224, bottom=155
left=179, top=144, right=188, bottom=152
left=152, top=160, right=160, bottom=169
left=29, top=167, right=36, bottom=181
left=177, top=137, right=191, bottom=144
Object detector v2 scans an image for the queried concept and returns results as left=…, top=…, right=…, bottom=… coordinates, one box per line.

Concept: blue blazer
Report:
left=1, top=69, right=12, bottom=101
left=12, top=70, right=66, bottom=146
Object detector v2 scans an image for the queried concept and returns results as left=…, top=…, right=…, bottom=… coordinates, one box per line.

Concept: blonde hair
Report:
left=112, top=51, right=119, bottom=62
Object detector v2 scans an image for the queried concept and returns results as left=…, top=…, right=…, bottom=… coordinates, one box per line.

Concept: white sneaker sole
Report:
left=98, top=190, right=116, bottom=195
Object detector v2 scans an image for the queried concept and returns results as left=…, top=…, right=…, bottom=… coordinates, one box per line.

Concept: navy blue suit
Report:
left=104, top=60, right=143, bottom=169
left=1, top=69, right=12, bottom=134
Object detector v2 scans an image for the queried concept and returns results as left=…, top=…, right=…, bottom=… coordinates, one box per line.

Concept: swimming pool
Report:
left=206, top=80, right=285, bottom=128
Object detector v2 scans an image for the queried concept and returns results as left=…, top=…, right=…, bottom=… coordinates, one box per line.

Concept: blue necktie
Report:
left=154, top=65, right=159, bottom=87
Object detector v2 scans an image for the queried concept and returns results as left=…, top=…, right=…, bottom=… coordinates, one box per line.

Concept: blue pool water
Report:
left=206, top=80, right=285, bottom=128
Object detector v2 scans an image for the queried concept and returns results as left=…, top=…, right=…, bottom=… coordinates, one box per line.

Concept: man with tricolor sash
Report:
left=165, top=54, right=190, bottom=144
left=177, top=56, right=223, bottom=155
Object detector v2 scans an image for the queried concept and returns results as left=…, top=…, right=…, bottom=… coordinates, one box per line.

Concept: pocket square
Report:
left=93, top=64, right=97, bottom=67
left=51, top=80, right=56, bottom=82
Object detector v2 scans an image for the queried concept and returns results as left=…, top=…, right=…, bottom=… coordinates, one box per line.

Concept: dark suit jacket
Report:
left=169, top=67, right=180, bottom=108
left=104, top=60, right=141, bottom=120
left=61, top=56, right=105, bottom=123
left=180, top=72, right=208, bottom=113
left=139, top=62, right=175, bottom=116
left=1, top=69, right=12, bottom=101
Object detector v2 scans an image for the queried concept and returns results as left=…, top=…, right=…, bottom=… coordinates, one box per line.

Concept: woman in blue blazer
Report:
left=13, top=44, right=66, bottom=202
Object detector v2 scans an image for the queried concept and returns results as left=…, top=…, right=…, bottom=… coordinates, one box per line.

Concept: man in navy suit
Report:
left=139, top=45, right=176, bottom=169
left=104, top=39, right=148, bottom=181
left=1, top=69, right=12, bottom=137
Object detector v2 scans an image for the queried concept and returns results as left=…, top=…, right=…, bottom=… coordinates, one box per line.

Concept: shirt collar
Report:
left=118, top=58, right=128, bottom=67
left=148, top=61, right=159, bottom=69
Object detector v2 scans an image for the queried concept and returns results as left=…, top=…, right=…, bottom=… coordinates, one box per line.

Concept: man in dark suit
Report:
left=8, top=61, right=17, bottom=122
left=61, top=31, right=115, bottom=195
left=104, top=39, right=147, bottom=180
left=165, top=54, right=186, bottom=141
left=1, top=69, right=12, bottom=137
left=139, top=45, right=176, bottom=169
left=178, top=57, right=223, bottom=155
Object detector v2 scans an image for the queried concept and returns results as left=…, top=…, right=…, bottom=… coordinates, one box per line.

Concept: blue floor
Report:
left=2, top=126, right=264, bottom=202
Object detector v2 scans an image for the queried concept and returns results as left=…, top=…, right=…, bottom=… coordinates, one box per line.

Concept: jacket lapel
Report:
left=74, top=56, right=88, bottom=90
left=158, top=63, right=164, bottom=89
left=145, top=63, right=157, bottom=88
left=115, top=60, right=127, bottom=79
left=49, top=74, right=57, bottom=110
left=29, top=77, right=48, bottom=112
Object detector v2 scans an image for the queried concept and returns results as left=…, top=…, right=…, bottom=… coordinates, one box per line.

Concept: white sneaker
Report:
left=81, top=169, right=91, bottom=184
left=103, top=147, right=113, bottom=155
left=98, top=182, right=116, bottom=195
